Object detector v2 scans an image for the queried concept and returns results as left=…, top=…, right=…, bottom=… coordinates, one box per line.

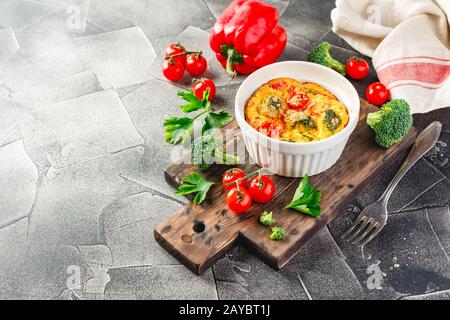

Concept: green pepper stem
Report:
left=226, top=48, right=238, bottom=78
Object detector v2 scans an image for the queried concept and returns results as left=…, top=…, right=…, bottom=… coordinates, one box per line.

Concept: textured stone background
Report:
left=0, top=0, right=449, bottom=300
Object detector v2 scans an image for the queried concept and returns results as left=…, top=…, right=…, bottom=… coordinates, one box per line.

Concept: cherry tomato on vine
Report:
left=164, top=43, right=187, bottom=65
left=162, top=59, right=185, bottom=82
left=248, top=175, right=275, bottom=203
left=226, top=187, right=252, bottom=214
left=366, top=82, right=390, bottom=106
left=346, top=57, right=369, bottom=80
left=193, top=78, right=216, bottom=101
left=186, top=53, right=207, bottom=77
left=222, top=168, right=247, bottom=191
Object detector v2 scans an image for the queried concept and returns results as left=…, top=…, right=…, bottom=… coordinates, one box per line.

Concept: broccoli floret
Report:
left=267, top=96, right=283, bottom=111
left=307, top=42, right=346, bottom=75
left=323, top=109, right=342, bottom=132
left=298, top=116, right=316, bottom=129
left=260, top=95, right=283, bottom=117
left=191, top=134, right=239, bottom=171
left=366, top=99, right=413, bottom=148
left=270, top=226, right=285, bottom=240
left=260, top=211, right=276, bottom=227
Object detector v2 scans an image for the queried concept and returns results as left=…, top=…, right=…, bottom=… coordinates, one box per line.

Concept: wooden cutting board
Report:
left=155, top=100, right=416, bottom=275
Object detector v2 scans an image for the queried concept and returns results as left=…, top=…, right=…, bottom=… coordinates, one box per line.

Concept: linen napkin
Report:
left=331, top=0, right=450, bottom=114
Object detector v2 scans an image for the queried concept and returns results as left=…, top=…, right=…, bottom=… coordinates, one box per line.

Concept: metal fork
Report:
left=342, top=121, right=442, bottom=246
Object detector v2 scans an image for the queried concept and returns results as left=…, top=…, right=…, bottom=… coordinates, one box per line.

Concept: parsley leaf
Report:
left=164, top=89, right=233, bottom=146
left=163, top=116, right=194, bottom=144
left=202, top=109, right=233, bottom=134
left=284, top=174, right=322, bottom=217
left=178, top=90, right=211, bottom=113
left=174, top=172, right=214, bottom=204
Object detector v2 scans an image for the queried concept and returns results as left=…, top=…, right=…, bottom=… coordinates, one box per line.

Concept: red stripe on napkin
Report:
left=376, top=56, right=450, bottom=69
left=389, top=81, right=448, bottom=90
left=377, top=62, right=450, bottom=86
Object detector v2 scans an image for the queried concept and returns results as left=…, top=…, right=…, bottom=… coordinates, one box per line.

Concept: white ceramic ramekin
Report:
left=235, top=61, right=360, bottom=177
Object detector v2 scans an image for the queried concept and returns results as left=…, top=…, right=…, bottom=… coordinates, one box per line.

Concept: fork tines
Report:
left=341, top=216, right=382, bottom=246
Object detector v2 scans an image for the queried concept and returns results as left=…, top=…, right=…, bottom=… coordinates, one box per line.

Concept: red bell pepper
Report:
left=210, top=0, right=287, bottom=77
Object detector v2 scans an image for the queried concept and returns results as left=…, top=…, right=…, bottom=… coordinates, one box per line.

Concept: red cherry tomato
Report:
left=270, top=80, right=286, bottom=90
left=256, top=120, right=285, bottom=138
left=346, top=57, right=369, bottom=80
left=164, top=43, right=187, bottom=65
left=193, top=78, right=216, bottom=101
left=366, top=82, right=390, bottom=106
left=186, top=53, right=207, bottom=77
left=248, top=175, right=275, bottom=203
left=222, top=168, right=247, bottom=191
left=287, top=88, right=310, bottom=110
left=287, top=93, right=310, bottom=110
left=162, top=59, right=185, bottom=82
left=226, top=187, right=252, bottom=214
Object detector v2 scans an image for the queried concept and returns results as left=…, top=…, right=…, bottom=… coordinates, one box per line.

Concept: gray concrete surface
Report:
left=0, top=0, right=449, bottom=300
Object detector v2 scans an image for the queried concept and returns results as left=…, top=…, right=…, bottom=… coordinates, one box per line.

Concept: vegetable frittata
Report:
left=245, top=78, right=349, bottom=142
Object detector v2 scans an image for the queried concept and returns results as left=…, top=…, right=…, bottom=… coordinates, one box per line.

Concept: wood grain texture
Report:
left=155, top=100, right=417, bottom=274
